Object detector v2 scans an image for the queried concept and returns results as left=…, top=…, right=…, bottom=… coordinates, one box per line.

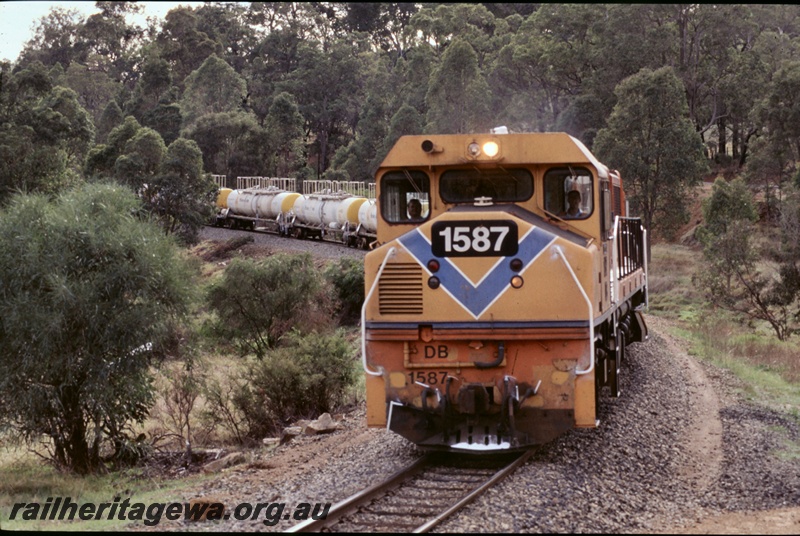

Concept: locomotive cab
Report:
left=362, top=132, right=648, bottom=451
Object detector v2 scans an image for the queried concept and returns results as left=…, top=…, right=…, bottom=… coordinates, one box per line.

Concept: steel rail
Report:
left=286, top=454, right=433, bottom=533
left=412, top=449, right=534, bottom=533
left=287, top=450, right=533, bottom=533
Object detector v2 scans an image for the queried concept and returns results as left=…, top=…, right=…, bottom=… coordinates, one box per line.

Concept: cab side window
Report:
left=380, top=170, right=430, bottom=223
left=544, top=168, right=593, bottom=220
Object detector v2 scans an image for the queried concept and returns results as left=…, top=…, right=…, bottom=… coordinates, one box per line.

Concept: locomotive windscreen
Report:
left=440, top=168, right=533, bottom=203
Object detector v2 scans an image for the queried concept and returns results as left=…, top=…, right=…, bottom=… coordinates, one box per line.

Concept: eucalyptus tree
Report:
left=746, top=60, right=800, bottom=220
left=558, top=4, right=675, bottom=143
left=96, top=100, right=123, bottom=144
left=491, top=3, right=606, bottom=132
left=183, top=111, right=268, bottom=179
left=264, top=92, right=306, bottom=177
left=84, top=117, right=215, bottom=241
left=341, top=3, right=421, bottom=57
left=409, top=3, right=499, bottom=66
left=147, top=137, right=217, bottom=244
left=328, top=54, right=401, bottom=181
left=668, top=5, right=761, bottom=161
left=113, top=127, right=167, bottom=190
left=155, top=6, right=218, bottom=86
left=84, top=115, right=142, bottom=180
left=194, top=2, right=256, bottom=73
left=16, top=6, right=86, bottom=67
left=77, top=1, right=144, bottom=85
left=384, top=104, right=425, bottom=150
left=180, top=55, right=248, bottom=129
left=123, top=53, right=182, bottom=145
left=245, top=27, right=305, bottom=124
left=61, top=62, right=120, bottom=126
left=695, top=178, right=800, bottom=341
left=0, top=63, right=94, bottom=203
left=593, top=66, right=707, bottom=256
left=279, top=37, right=367, bottom=177
left=425, top=39, right=491, bottom=134
left=0, top=183, right=195, bottom=473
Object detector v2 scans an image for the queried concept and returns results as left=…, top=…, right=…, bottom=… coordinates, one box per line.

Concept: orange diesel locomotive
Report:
left=362, top=132, right=648, bottom=451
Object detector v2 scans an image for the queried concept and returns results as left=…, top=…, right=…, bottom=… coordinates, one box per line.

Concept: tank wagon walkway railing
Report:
left=211, top=174, right=227, bottom=189
left=235, top=176, right=298, bottom=192
left=214, top=176, right=376, bottom=199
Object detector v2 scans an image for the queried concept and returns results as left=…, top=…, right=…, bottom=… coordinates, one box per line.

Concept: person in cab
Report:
left=560, top=190, right=584, bottom=219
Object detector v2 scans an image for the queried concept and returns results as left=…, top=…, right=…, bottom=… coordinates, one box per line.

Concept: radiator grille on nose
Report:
left=379, top=263, right=423, bottom=315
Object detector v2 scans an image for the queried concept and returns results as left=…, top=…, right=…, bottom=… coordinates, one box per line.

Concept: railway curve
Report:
left=146, top=238, right=799, bottom=533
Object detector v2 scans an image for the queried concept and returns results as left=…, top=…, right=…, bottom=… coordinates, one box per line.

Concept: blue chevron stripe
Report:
left=397, top=226, right=557, bottom=318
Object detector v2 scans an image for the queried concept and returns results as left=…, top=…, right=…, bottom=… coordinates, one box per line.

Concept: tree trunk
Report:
left=60, top=386, right=95, bottom=474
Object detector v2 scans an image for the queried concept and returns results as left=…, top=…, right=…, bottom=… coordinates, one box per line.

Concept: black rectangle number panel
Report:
left=431, top=220, right=518, bottom=257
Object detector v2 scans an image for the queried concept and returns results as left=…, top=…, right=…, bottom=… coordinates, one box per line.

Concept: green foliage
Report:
left=84, top=118, right=213, bottom=242
left=96, top=100, right=123, bottom=144
left=0, top=64, right=94, bottom=203
left=425, top=39, right=491, bottom=134
left=10, top=2, right=800, bottom=185
left=384, top=104, right=425, bottom=149
left=324, top=257, right=365, bottom=325
left=263, top=93, right=304, bottom=177
left=114, top=127, right=167, bottom=189
left=699, top=178, right=758, bottom=238
left=61, top=63, right=120, bottom=127
left=695, top=180, right=800, bottom=340
left=0, top=183, right=194, bottom=474
left=155, top=7, right=219, bottom=84
left=181, top=55, right=247, bottom=128
left=206, top=254, right=334, bottom=358
left=183, top=111, right=267, bottom=178
left=146, top=137, right=218, bottom=244
left=280, top=38, right=366, bottom=174
left=84, top=116, right=142, bottom=180
left=235, top=330, right=358, bottom=437
left=593, top=66, right=708, bottom=246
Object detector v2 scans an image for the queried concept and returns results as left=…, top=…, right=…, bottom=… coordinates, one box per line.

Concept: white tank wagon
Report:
left=354, top=199, right=378, bottom=249
left=214, top=186, right=378, bottom=249
left=215, top=187, right=300, bottom=234
left=288, top=192, right=372, bottom=247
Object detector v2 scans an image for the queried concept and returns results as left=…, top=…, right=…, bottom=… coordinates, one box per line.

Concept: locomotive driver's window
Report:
left=380, top=170, right=431, bottom=223
left=544, top=167, right=593, bottom=220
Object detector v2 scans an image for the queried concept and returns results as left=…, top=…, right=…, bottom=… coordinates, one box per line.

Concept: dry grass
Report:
left=647, top=243, right=702, bottom=316
left=647, top=217, right=800, bottom=388
left=728, top=332, right=800, bottom=384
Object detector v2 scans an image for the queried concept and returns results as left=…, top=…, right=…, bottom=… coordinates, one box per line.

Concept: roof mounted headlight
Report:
left=483, top=141, right=499, bottom=157
left=466, top=139, right=501, bottom=160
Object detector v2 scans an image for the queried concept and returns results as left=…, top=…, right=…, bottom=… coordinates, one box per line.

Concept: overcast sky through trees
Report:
left=0, top=1, right=204, bottom=62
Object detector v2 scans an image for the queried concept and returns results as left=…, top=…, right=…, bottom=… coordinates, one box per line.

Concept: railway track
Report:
left=287, top=450, right=535, bottom=533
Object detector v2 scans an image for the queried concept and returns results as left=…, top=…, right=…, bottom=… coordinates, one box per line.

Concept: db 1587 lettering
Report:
left=431, top=220, right=518, bottom=257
